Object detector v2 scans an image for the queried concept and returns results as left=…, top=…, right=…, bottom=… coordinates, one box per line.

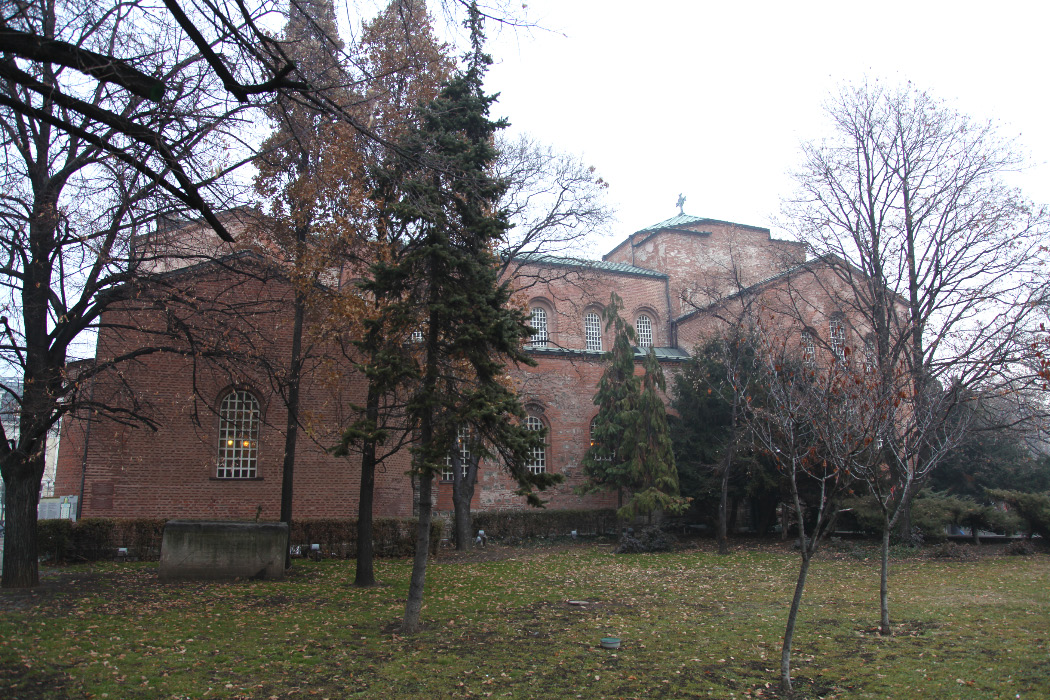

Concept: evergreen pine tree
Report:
left=364, top=2, right=557, bottom=633
left=582, top=294, right=685, bottom=523
left=621, top=348, right=685, bottom=519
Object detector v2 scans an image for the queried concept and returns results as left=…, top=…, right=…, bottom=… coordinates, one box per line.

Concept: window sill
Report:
left=209, top=477, right=264, bottom=481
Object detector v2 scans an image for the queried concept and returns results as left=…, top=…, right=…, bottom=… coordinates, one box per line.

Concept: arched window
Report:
left=863, top=333, right=876, bottom=373
left=584, top=312, right=602, bottom=352
left=829, top=317, right=846, bottom=363
left=442, top=426, right=471, bottom=482
left=530, top=307, right=548, bottom=347
left=801, top=330, right=816, bottom=366
left=217, top=390, right=260, bottom=478
left=636, top=314, right=653, bottom=349
left=525, top=414, right=546, bottom=474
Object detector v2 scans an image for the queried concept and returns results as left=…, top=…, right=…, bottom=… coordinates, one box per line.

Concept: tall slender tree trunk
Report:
left=354, top=380, right=380, bottom=586
left=451, top=458, right=476, bottom=551
left=403, top=469, right=434, bottom=633
left=880, top=524, right=891, bottom=635
left=280, top=286, right=306, bottom=569
left=781, top=552, right=812, bottom=693
left=717, top=450, right=734, bottom=555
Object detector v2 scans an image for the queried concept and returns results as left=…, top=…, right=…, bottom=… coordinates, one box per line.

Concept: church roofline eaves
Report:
left=510, top=252, right=667, bottom=279
left=673, top=258, right=823, bottom=324
left=636, top=214, right=771, bottom=236
left=602, top=214, right=784, bottom=261
left=673, top=252, right=899, bottom=324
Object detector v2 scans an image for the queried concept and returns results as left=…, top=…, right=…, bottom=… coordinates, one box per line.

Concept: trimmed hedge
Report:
left=37, top=516, right=439, bottom=563
left=38, top=518, right=167, bottom=562
left=290, top=518, right=442, bottom=558
left=470, top=508, right=618, bottom=540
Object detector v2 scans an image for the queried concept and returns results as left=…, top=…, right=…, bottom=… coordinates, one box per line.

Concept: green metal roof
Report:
left=512, top=252, right=666, bottom=279
left=636, top=213, right=709, bottom=233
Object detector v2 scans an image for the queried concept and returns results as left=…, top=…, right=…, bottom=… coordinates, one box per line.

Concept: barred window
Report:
left=584, top=312, right=602, bottom=351
left=590, top=416, right=611, bottom=462
left=442, top=426, right=471, bottom=481
left=636, top=315, right=653, bottom=349
left=217, top=390, right=260, bottom=478
left=525, top=415, right=546, bottom=474
left=830, top=318, right=846, bottom=362
left=530, top=307, right=548, bottom=347
left=410, top=329, right=424, bottom=343
left=801, top=330, right=816, bottom=366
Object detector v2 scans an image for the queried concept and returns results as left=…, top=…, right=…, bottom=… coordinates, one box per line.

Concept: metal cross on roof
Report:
left=676, top=193, right=686, bottom=214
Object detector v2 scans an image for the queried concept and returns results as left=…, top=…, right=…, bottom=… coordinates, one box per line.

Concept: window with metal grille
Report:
left=801, top=330, right=816, bottom=366
left=584, top=312, right=602, bottom=351
left=442, top=426, right=471, bottom=481
left=589, top=416, right=611, bottom=461
left=410, top=329, right=424, bottom=343
left=525, top=415, right=546, bottom=474
left=217, top=390, right=260, bottom=478
left=830, top=318, right=846, bottom=362
left=636, top=315, right=653, bottom=349
left=530, top=307, right=548, bottom=347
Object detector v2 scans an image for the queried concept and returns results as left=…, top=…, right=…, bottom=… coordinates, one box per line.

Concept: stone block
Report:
left=159, top=520, right=288, bottom=581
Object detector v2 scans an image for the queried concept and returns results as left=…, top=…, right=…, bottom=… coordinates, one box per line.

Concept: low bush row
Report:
left=289, top=518, right=442, bottom=558
left=37, top=516, right=442, bottom=562
left=470, top=508, right=618, bottom=539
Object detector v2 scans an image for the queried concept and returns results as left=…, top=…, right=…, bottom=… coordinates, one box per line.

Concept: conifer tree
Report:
left=363, top=2, right=557, bottom=633
left=582, top=294, right=685, bottom=524
left=622, top=348, right=685, bottom=520
left=332, top=0, right=455, bottom=588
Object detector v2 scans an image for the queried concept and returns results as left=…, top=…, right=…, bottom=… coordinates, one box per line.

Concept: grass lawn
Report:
left=1, top=538, right=1047, bottom=699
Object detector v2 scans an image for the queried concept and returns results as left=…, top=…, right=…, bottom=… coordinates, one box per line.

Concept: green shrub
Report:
left=37, top=519, right=73, bottom=561
left=986, top=490, right=1050, bottom=539
left=70, top=518, right=116, bottom=561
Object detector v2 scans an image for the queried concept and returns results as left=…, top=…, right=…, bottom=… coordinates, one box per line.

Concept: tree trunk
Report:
left=717, top=458, right=731, bottom=555
left=355, top=439, right=377, bottom=586
left=279, top=286, right=306, bottom=570
left=452, top=487, right=472, bottom=551
left=879, top=525, right=891, bottom=635
left=897, top=498, right=913, bottom=545
left=451, top=457, right=477, bottom=551
left=780, top=552, right=812, bottom=693
left=403, top=469, right=434, bottom=633
left=354, top=373, right=382, bottom=587
left=2, top=466, right=43, bottom=588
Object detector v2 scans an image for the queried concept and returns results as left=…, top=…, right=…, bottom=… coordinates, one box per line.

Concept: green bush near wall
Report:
left=36, top=516, right=440, bottom=562
left=471, top=508, right=618, bottom=539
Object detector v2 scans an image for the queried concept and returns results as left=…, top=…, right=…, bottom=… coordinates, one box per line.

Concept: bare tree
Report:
left=748, top=333, right=854, bottom=694
left=782, top=81, right=1050, bottom=632
left=0, top=0, right=266, bottom=588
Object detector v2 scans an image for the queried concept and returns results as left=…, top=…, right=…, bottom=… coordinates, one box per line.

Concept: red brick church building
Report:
left=54, top=210, right=852, bottom=521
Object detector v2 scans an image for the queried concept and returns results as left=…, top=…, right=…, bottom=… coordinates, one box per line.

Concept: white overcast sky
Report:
left=472, top=0, right=1050, bottom=253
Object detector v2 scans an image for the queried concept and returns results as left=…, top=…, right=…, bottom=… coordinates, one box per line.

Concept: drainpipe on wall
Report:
left=76, top=366, right=96, bottom=521
left=663, top=275, right=677, bottom=348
